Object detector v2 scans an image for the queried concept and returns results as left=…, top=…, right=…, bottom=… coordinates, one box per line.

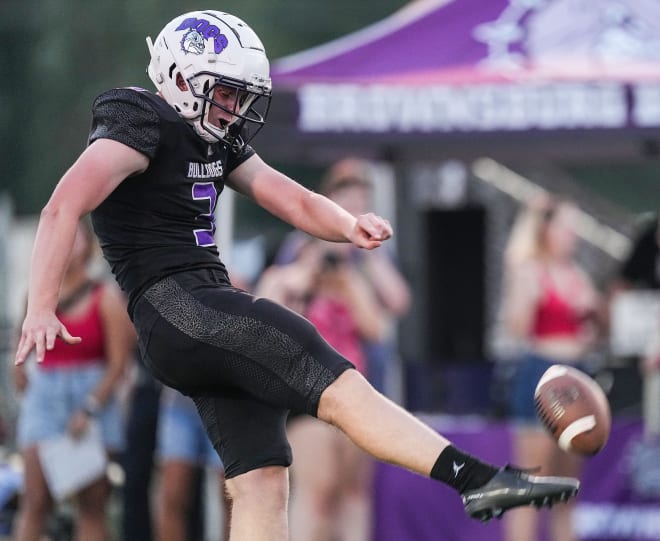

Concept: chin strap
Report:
left=191, top=120, right=224, bottom=143
left=190, top=100, right=233, bottom=144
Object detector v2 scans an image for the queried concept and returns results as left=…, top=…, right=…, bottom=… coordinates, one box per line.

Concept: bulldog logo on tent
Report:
left=474, top=0, right=660, bottom=73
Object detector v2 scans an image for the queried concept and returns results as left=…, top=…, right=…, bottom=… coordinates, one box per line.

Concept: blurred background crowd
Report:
left=1, top=1, right=660, bottom=540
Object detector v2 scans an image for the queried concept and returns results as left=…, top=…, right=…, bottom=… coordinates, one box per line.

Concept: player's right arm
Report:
left=14, top=139, right=148, bottom=366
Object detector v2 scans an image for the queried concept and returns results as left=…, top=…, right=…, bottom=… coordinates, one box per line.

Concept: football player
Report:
left=15, top=11, right=579, bottom=540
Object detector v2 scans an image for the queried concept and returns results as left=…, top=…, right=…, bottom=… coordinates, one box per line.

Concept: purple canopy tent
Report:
left=258, top=0, right=660, bottom=164
left=254, top=0, right=660, bottom=418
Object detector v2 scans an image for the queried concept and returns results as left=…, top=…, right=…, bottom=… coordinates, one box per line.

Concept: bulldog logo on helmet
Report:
left=181, top=29, right=205, bottom=55
left=176, top=17, right=229, bottom=55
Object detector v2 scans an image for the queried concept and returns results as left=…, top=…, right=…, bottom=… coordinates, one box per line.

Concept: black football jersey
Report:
left=88, top=87, right=255, bottom=315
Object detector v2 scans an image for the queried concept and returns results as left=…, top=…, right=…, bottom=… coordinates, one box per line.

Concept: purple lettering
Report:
left=214, top=34, right=228, bottom=54
left=192, top=182, right=218, bottom=247
left=176, top=18, right=229, bottom=55
left=175, top=17, right=198, bottom=31
left=194, top=19, right=210, bottom=34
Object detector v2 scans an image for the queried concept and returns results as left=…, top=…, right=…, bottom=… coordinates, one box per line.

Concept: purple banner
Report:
left=273, top=0, right=660, bottom=132
left=274, top=0, right=660, bottom=85
left=372, top=417, right=660, bottom=541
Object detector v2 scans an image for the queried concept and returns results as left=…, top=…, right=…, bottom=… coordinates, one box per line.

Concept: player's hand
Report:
left=15, top=311, right=82, bottom=366
left=350, top=213, right=392, bottom=250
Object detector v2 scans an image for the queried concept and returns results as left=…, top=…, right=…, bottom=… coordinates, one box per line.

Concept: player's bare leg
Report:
left=318, top=369, right=579, bottom=522
left=318, top=370, right=451, bottom=472
left=225, top=466, right=289, bottom=541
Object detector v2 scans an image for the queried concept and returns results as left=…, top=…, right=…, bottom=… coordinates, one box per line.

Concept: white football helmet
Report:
left=146, top=10, right=272, bottom=147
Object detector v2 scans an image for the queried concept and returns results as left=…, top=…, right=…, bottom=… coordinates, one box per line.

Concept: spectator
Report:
left=256, top=237, right=385, bottom=541
left=608, top=213, right=660, bottom=497
left=274, top=158, right=411, bottom=394
left=613, top=213, right=660, bottom=292
left=607, top=214, right=660, bottom=430
left=501, top=195, right=601, bottom=541
left=156, top=387, right=230, bottom=541
left=12, top=219, right=135, bottom=541
left=255, top=240, right=318, bottom=316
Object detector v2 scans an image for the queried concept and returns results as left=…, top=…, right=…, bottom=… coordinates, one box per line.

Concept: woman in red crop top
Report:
left=501, top=196, right=601, bottom=541
left=13, top=220, right=135, bottom=541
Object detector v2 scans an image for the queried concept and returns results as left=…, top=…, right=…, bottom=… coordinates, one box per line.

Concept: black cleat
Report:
left=461, top=465, right=580, bottom=523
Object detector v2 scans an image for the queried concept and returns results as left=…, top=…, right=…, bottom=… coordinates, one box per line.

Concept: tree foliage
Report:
left=1, top=0, right=405, bottom=214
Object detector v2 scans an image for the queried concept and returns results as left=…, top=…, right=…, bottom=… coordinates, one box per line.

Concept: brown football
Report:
left=534, top=364, right=611, bottom=455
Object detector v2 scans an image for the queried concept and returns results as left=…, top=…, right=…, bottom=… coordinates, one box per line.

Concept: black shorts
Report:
left=131, top=268, right=353, bottom=478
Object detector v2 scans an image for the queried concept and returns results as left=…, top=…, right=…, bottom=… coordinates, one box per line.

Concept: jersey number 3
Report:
left=192, top=182, right=218, bottom=247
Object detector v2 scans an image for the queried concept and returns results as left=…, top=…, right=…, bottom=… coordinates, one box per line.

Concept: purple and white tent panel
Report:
left=271, top=0, right=660, bottom=135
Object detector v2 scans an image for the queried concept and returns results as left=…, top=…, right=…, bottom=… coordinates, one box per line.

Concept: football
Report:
left=534, top=364, right=611, bottom=455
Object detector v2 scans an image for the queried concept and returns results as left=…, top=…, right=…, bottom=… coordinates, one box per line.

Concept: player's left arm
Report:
left=227, top=154, right=392, bottom=249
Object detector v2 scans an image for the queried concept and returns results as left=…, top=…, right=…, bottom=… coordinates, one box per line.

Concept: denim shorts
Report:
left=508, top=352, right=588, bottom=425
left=157, top=387, right=222, bottom=469
left=17, top=363, right=125, bottom=451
